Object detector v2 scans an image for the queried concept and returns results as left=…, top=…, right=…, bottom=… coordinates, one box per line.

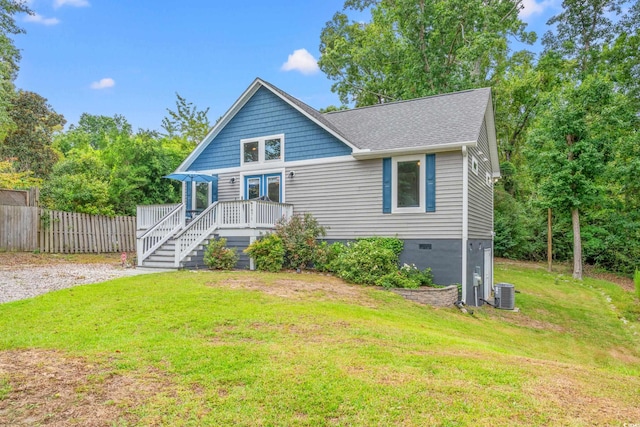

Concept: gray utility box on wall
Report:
left=494, top=283, right=515, bottom=310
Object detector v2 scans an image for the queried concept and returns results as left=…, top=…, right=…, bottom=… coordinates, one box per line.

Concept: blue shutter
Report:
left=382, top=157, right=391, bottom=214
left=425, top=154, right=436, bottom=212
left=211, top=175, right=219, bottom=202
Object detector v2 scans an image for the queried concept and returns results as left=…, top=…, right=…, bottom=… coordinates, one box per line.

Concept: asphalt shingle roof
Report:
left=322, top=88, right=491, bottom=151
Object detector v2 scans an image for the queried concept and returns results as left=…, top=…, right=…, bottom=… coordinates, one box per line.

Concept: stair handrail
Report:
left=174, top=201, right=220, bottom=267
left=137, top=203, right=185, bottom=266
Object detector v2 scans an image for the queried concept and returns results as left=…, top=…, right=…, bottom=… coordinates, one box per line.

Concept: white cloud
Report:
left=519, top=0, right=555, bottom=19
left=24, top=13, right=60, bottom=25
left=281, top=49, right=320, bottom=75
left=90, top=78, right=115, bottom=90
left=54, top=0, right=90, bottom=8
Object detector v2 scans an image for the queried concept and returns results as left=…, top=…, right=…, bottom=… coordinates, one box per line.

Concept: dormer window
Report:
left=241, top=134, right=284, bottom=165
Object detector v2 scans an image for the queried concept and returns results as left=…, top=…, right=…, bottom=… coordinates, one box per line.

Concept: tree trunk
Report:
left=547, top=208, right=552, bottom=273
left=571, top=208, right=582, bottom=280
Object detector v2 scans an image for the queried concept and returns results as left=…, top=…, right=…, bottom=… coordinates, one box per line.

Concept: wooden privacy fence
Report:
left=39, top=210, right=136, bottom=253
left=0, top=206, right=136, bottom=253
left=0, top=206, right=39, bottom=251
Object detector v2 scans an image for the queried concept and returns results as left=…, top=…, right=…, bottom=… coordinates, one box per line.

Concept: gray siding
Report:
left=285, top=153, right=463, bottom=239
left=467, top=120, right=494, bottom=239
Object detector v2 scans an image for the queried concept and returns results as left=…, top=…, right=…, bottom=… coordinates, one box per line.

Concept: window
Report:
left=383, top=155, right=435, bottom=214
left=392, top=155, right=425, bottom=213
left=244, top=141, right=259, bottom=163
left=471, top=156, right=479, bottom=175
left=486, top=172, right=492, bottom=187
left=397, top=160, right=421, bottom=208
left=247, top=177, right=261, bottom=199
left=267, top=175, right=281, bottom=202
left=241, top=134, right=284, bottom=165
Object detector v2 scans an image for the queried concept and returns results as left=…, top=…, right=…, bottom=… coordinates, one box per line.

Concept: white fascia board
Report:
left=258, top=79, right=362, bottom=153
left=485, top=92, right=501, bottom=178
left=175, top=78, right=264, bottom=172
left=181, top=154, right=357, bottom=176
left=352, top=141, right=477, bottom=160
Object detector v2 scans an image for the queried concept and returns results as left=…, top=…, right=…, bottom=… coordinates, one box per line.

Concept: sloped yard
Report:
left=0, top=260, right=638, bottom=426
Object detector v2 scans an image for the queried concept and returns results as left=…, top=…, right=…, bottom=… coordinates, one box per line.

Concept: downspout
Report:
left=461, top=146, right=469, bottom=304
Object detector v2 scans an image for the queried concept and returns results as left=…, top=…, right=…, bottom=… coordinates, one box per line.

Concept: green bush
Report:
left=376, top=272, right=420, bottom=289
left=244, top=234, right=285, bottom=272
left=203, top=238, right=238, bottom=270
left=275, top=213, right=326, bottom=270
left=356, top=237, right=404, bottom=256
left=313, top=241, right=345, bottom=272
left=375, top=263, right=434, bottom=289
left=635, top=270, right=640, bottom=299
left=332, top=239, right=398, bottom=285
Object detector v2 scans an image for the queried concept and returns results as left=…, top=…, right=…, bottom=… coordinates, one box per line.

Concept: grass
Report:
left=0, top=263, right=639, bottom=426
left=635, top=269, right=640, bottom=299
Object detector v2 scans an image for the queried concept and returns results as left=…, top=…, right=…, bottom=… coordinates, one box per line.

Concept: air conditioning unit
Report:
left=494, top=283, right=515, bottom=310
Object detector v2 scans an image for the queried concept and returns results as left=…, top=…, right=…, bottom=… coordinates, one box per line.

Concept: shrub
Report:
left=376, top=272, right=420, bottom=289
left=356, top=237, right=404, bottom=257
left=244, top=234, right=285, bottom=272
left=399, top=263, right=434, bottom=286
left=375, top=264, right=434, bottom=289
left=203, top=238, right=238, bottom=270
left=313, top=241, right=345, bottom=272
left=332, top=239, right=398, bottom=285
left=275, top=213, right=326, bottom=270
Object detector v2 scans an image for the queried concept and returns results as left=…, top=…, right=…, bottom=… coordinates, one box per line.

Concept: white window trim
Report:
left=392, top=155, right=425, bottom=214
left=240, top=133, right=285, bottom=166
left=471, top=156, right=479, bottom=175
left=239, top=168, right=286, bottom=202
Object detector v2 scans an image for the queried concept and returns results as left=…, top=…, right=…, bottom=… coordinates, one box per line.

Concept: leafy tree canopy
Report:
left=161, top=93, right=211, bottom=146
left=0, top=90, right=65, bottom=179
left=319, top=0, right=535, bottom=106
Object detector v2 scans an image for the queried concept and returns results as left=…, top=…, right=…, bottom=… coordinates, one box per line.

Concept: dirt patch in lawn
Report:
left=0, top=349, right=169, bottom=426
left=209, top=274, right=379, bottom=307
left=0, top=252, right=120, bottom=270
left=529, top=370, right=640, bottom=425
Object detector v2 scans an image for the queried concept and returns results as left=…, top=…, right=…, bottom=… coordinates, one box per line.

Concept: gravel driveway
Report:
left=0, top=262, right=168, bottom=304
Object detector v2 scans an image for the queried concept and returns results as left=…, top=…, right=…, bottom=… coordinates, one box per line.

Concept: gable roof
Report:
left=177, top=78, right=360, bottom=172
left=178, top=78, right=498, bottom=176
left=323, top=88, right=491, bottom=154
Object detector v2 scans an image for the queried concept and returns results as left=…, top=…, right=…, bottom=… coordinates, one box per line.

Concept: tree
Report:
left=527, top=0, right=631, bottom=279
left=318, top=0, right=534, bottom=106
left=0, top=90, right=65, bottom=178
left=0, top=0, right=31, bottom=139
left=161, top=93, right=211, bottom=146
left=0, top=158, right=41, bottom=189
left=526, top=75, right=633, bottom=279
left=40, top=149, right=114, bottom=215
left=54, top=113, right=132, bottom=155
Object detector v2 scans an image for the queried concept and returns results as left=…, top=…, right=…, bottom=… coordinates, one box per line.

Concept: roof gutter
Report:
left=351, top=140, right=477, bottom=160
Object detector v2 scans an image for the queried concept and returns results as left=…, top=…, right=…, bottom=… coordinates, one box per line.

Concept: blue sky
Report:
left=15, top=0, right=559, bottom=132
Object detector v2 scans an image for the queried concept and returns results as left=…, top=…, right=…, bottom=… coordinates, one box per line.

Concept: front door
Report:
left=244, top=173, right=281, bottom=202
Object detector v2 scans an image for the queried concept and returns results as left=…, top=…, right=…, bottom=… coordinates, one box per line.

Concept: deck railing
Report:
left=137, top=200, right=294, bottom=267
left=174, top=200, right=294, bottom=267
left=137, top=204, right=180, bottom=231
left=137, top=203, right=185, bottom=265
left=174, top=201, right=220, bottom=267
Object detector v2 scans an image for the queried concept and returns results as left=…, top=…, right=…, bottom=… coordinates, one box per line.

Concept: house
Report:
left=137, top=78, right=500, bottom=306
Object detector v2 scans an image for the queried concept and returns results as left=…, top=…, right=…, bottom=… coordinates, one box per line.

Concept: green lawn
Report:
left=1, top=263, right=639, bottom=426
